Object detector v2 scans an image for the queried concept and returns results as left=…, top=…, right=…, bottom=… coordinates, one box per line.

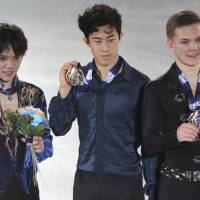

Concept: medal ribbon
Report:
left=80, top=57, right=122, bottom=89
left=0, top=76, right=19, bottom=95
left=176, top=66, right=200, bottom=111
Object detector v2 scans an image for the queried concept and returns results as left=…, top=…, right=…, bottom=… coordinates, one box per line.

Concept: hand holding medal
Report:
left=59, top=61, right=85, bottom=98
left=189, top=110, right=200, bottom=141
left=65, top=62, right=84, bottom=86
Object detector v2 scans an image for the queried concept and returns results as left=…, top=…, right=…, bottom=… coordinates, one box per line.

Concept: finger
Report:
left=184, top=130, right=198, bottom=137
left=67, top=60, right=78, bottom=67
left=179, top=126, right=198, bottom=137
left=60, top=65, right=72, bottom=84
left=33, top=139, right=43, bottom=145
left=182, top=123, right=198, bottom=132
left=32, top=144, right=44, bottom=153
left=33, top=147, right=44, bottom=153
left=61, top=61, right=78, bottom=71
left=32, top=136, right=41, bottom=142
left=180, top=129, right=198, bottom=137
left=181, top=133, right=197, bottom=140
left=32, top=136, right=42, bottom=140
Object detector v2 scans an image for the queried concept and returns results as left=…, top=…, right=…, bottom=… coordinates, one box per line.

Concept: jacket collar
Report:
left=165, top=62, right=190, bottom=113
left=166, top=62, right=183, bottom=90
left=121, top=58, right=134, bottom=82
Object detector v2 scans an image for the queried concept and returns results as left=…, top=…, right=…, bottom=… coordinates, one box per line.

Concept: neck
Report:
left=95, top=56, right=119, bottom=80
left=176, top=60, right=200, bottom=79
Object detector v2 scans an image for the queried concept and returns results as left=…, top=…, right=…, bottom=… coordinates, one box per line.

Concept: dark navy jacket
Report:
left=49, top=58, right=157, bottom=197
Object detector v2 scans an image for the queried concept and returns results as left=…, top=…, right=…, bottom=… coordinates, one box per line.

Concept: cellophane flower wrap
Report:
left=5, top=106, right=49, bottom=186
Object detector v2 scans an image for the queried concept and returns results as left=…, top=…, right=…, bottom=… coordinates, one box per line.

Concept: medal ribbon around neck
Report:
left=80, top=57, right=122, bottom=90
left=176, top=66, right=200, bottom=111
left=0, top=76, right=19, bottom=95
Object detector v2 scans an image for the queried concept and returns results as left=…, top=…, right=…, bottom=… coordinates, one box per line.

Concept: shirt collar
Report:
left=86, top=56, right=137, bottom=83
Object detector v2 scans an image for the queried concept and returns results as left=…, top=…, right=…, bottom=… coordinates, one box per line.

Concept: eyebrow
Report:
left=107, top=34, right=115, bottom=38
left=178, top=37, right=191, bottom=41
left=91, top=34, right=116, bottom=40
left=0, top=54, right=19, bottom=58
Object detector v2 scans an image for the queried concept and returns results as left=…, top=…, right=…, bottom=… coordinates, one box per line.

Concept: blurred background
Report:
left=0, top=0, right=200, bottom=199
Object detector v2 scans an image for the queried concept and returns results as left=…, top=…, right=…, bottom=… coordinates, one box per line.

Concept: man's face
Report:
left=84, top=25, right=122, bottom=68
left=167, top=23, right=200, bottom=67
left=0, top=47, right=22, bottom=84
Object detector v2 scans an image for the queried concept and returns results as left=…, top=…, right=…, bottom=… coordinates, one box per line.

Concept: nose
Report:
left=190, top=41, right=199, bottom=50
left=101, top=41, right=109, bottom=51
left=5, top=59, right=13, bottom=69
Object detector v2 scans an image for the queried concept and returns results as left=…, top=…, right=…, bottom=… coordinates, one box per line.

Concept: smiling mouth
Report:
left=2, top=71, right=14, bottom=76
left=187, top=53, right=200, bottom=57
left=101, top=55, right=111, bottom=58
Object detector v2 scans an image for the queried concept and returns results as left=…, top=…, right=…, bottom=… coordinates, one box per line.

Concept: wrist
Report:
left=59, top=85, right=71, bottom=98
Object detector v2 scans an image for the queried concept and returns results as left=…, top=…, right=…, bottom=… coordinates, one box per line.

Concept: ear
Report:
left=83, top=37, right=90, bottom=47
left=119, top=32, right=123, bottom=40
left=167, top=38, right=175, bottom=52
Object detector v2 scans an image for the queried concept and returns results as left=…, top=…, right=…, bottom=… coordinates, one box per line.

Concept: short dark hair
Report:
left=0, top=23, right=28, bottom=56
left=166, top=10, right=200, bottom=39
left=78, top=4, right=122, bottom=39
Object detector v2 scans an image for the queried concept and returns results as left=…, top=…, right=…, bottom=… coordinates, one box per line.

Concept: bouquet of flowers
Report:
left=4, top=106, right=49, bottom=185
left=5, top=106, right=49, bottom=137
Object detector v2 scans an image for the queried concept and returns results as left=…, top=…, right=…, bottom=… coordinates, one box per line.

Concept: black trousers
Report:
left=0, top=176, right=39, bottom=200
left=158, top=176, right=200, bottom=200
left=73, top=170, right=144, bottom=200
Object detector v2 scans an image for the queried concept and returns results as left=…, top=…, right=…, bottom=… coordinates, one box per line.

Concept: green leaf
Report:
left=4, top=109, right=46, bottom=137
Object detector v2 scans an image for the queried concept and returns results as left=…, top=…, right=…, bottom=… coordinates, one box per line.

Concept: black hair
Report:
left=0, top=23, right=28, bottom=56
left=78, top=4, right=122, bottom=39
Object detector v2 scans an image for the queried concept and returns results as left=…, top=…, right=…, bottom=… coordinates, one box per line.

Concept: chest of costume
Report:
left=75, top=82, right=140, bottom=121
